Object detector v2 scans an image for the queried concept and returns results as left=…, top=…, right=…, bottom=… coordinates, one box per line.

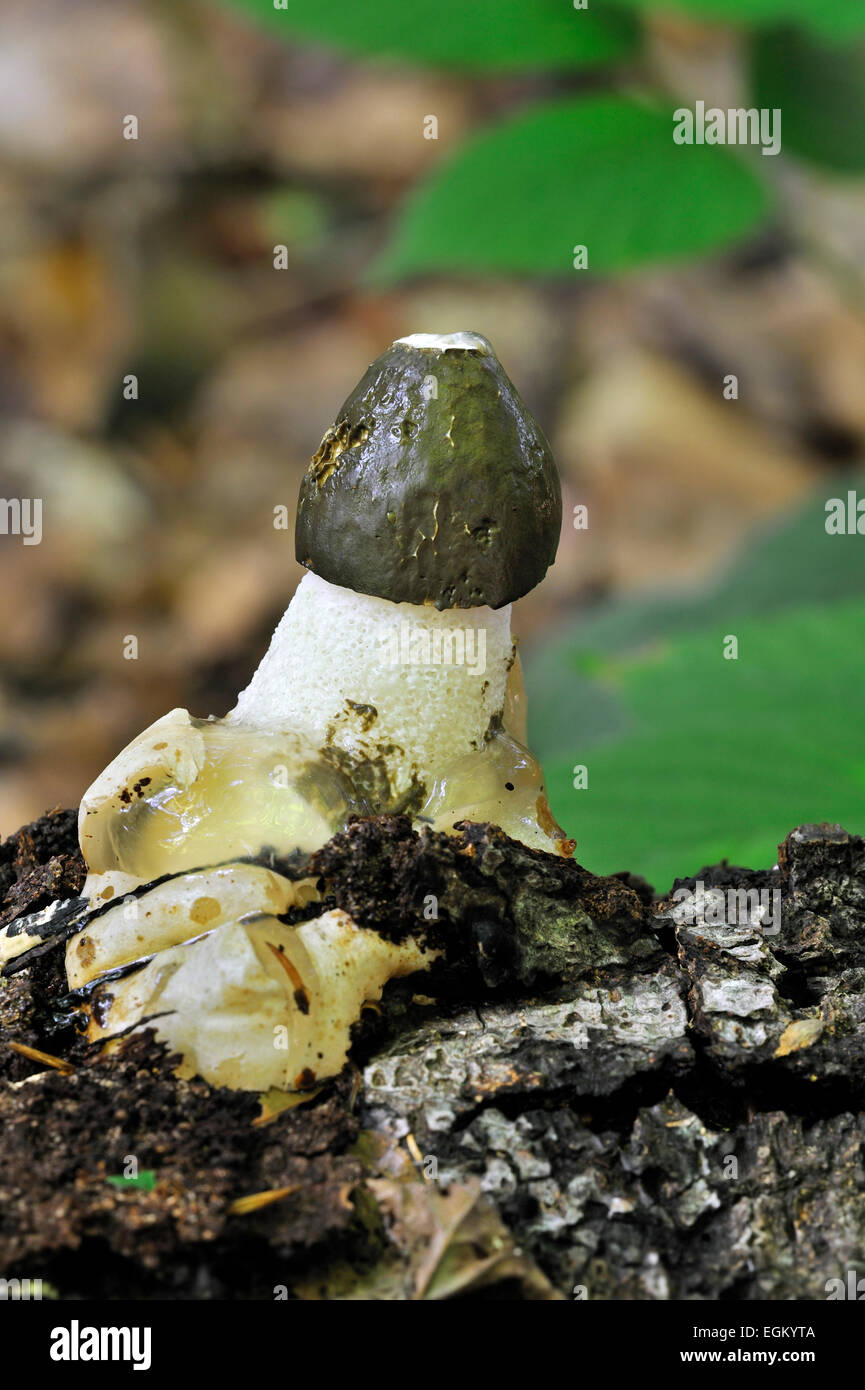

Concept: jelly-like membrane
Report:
left=80, top=714, right=568, bottom=885
left=419, top=726, right=568, bottom=855
left=80, top=719, right=367, bottom=881
left=71, top=709, right=569, bottom=1090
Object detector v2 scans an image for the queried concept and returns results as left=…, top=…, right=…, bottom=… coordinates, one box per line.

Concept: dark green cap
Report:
left=295, top=332, right=562, bottom=610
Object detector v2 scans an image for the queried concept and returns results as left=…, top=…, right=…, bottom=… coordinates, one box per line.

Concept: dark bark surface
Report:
left=0, top=810, right=863, bottom=1300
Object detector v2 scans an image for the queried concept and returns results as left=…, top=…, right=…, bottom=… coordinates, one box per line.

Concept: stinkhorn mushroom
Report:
left=2, top=331, right=572, bottom=1093
left=231, top=331, right=566, bottom=847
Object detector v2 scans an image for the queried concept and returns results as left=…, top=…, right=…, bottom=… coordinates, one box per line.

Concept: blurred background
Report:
left=1, top=0, right=863, bottom=890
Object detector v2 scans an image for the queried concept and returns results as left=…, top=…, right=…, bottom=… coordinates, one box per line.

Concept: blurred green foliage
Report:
left=752, top=28, right=865, bottom=171
left=224, top=0, right=865, bottom=279
left=614, top=0, right=865, bottom=41
left=229, top=0, right=639, bottom=68
left=370, top=96, right=770, bottom=279
left=529, top=491, right=865, bottom=888
left=541, top=598, right=865, bottom=892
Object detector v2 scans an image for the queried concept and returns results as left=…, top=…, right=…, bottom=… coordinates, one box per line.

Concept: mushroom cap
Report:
left=295, top=332, right=562, bottom=610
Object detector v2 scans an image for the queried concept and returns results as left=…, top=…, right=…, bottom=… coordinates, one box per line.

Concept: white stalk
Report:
left=229, top=571, right=517, bottom=808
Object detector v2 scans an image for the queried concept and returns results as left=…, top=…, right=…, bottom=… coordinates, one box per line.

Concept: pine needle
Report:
left=8, top=1041, right=74, bottom=1075
left=229, top=1184, right=301, bottom=1215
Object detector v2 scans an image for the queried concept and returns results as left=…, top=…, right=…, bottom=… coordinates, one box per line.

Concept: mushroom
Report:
left=43, top=331, right=573, bottom=1092
left=296, top=331, right=559, bottom=610
left=78, top=712, right=366, bottom=886
left=230, top=330, right=569, bottom=851
left=72, top=870, right=433, bottom=1094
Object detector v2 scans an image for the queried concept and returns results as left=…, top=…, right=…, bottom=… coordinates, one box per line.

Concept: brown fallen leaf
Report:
left=369, top=1175, right=561, bottom=1301
left=774, top=1017, right=825, bottom=1058
left=252, top=1086, right=323, bottom=1127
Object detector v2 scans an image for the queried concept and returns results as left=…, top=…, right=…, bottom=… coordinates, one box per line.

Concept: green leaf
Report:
left=751, top=28, right=865, bottom=171
left=528, top=484, right=865, bottom=765
left=218, top=0, right=639, bottom=70
left=542, top=598, right=865, bottom=894
left=528, top=487, right=865, bottom=890
left=107, top=1170, right=157, bottom=1191
left=370, top=95, right=770, bottom=281
left=614, top=0, right=865, bottom=42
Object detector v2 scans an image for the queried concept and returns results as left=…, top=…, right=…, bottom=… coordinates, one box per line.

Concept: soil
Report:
left=1, top=808, right=863, bottom=1300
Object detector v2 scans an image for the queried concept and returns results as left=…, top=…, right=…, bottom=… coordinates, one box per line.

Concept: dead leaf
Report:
left=774, top=1017, right=825, bottom=1058
left=253, top=1086, right=322, bottom=1127
left=369, top=1176, right=560, bottom=1301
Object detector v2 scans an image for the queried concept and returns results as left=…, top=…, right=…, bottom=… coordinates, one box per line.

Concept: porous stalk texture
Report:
left=229, top=572, right=515, bottom=807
